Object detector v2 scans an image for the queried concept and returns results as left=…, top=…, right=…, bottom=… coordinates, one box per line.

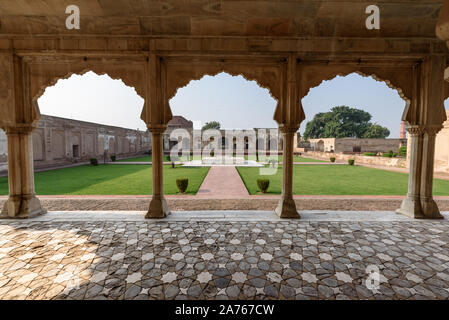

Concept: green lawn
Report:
left=117, top=156, right=168, bottom=162
left=118, top=155, right=325, bottom=163
left=245, top=155, right=325, bottom=162
left=0, top=164, right=210, bottom=195
left=290, top=156, right=326, bottom=163
left=237, top=165, right=449, bottom=195
left=117, top=155, right=194, bottom=162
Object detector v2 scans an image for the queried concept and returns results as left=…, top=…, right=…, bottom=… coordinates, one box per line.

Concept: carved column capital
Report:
left=405, top=125, right=425, bottom=136
left=4, top=124, right=36, bottom=135
left=147, top=125, right=167, bottom=135
left=422, top=125, right=444, bottom=136
left=278, top=124, right=299, bottom=134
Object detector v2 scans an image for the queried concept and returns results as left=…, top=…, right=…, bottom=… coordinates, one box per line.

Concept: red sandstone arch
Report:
left=24, top=57, right=147, bottom=127
left=298, top=63, right=417, bottom=126
left=164, top=58, right=287, bottom=126
left=299, top=64, right=412, bottom=104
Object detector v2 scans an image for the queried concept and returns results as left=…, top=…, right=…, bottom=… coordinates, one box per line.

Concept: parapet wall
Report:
left=305, top=151, right=408, bottom=169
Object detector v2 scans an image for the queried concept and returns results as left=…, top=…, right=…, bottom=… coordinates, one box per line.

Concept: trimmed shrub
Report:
left=90, top=158, right=98, bottom=166
left=257, top=179, right=270, bottom=193
left=398, top=146, right=407, bottom=157
left=110, top=154, right=116, bottom=162
left=176, top=178, right=189, bottom=193
left=330, top=157, right=336, bottom=163
left=348, top=159, right=355, bottom=166
left=363, top=152, right=377, bottom=157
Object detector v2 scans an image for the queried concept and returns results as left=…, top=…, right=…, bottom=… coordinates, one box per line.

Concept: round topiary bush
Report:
left=176, top=178, right=189, bottom=193
left=110, top=154, right=116, bottom=162
left=257, top=179, right=270, bottom=193
left=348, top=159, right=355, bottom=166
left=90, top=158, right=98, bottom=166
left=330, top=157, right=336, bottom=163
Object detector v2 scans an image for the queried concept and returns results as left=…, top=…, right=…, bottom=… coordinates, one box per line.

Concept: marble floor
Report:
left=0, top=211, right=449, bottom=300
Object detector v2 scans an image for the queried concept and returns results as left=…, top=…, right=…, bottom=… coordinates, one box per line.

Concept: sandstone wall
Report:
left=0, top=115, right=152, bottom=171
left=309, top=138, right=405, bottom=154
left=305, top=151, right=408, bottom=169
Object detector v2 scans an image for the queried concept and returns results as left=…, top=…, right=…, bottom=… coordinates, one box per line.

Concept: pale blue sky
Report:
left=38, top=71, right=449, bottom=138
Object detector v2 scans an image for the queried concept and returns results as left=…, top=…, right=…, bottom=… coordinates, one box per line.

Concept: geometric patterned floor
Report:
left=1, top=217, right=449, bottom=300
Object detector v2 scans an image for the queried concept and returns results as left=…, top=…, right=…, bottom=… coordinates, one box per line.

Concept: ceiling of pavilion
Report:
left=0, top=0, right=444, bottom=39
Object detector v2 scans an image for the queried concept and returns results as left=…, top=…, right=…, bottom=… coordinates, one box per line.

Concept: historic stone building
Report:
left=161, top=116, right=291, bottom=155
left=435, top=110, right=449, bottom=173
left=0, top=115, right=152, bottom=171
left=309, top=138, right=407, bottom=154
left=163, top=115, right=194, bottom=152
left=0, top=130, right=6, bottom=163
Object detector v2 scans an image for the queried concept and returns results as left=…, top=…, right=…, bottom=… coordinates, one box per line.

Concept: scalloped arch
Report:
left=167, top=69, right=280, bottom=104
left=300, top=67, right=412, bottom=105
left=33, top=68, right=145, bottom=102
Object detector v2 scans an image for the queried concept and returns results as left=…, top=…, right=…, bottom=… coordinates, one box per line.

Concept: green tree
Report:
left=363, top=123, right=390, bottom=139
left=202, top=121, right=221, bottom=131
left=303, top=106, right=390, bottom=139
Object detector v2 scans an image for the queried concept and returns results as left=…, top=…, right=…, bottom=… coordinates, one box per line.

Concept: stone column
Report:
left=275, top=126, right=300, bottom=219
left=1, top=126, right=46, bottom=219
left=397, top=126, right=424, bottom=218
left=420, top=126, right=444, bottom=219
left=146, top=127, right=170, bottom=219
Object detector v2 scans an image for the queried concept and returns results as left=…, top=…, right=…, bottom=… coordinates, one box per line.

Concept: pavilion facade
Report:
left=1, top=1, right=449, bottom=219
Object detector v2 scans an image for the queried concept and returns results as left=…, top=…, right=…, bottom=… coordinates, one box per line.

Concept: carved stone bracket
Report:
left=422, top=125, right=444, bottom=136
left=406, top=125, right=425, bottom=136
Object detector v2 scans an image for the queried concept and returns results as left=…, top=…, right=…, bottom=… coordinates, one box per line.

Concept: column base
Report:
left=421, top=197, right=444, bottom=219
left=0, top=195, right=47, bottom=219
left=275, top=196, right=300, bottom=219
left=396, top=196, right=425, bottom=219
left=145, top=196, right=170, bottom=219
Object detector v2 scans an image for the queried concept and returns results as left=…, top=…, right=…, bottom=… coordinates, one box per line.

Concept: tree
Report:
left=202, top=121, right=221, bottom=131
left=363, top=123, right=390, bottom=139
left=303, top=106, right=390, bottom=139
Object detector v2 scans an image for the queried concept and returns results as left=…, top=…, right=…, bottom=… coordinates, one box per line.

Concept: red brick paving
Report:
left=195, top=166, right=249, bottom=198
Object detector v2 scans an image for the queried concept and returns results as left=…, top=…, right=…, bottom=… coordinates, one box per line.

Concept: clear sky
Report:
left=38, top=71, right=449, bottom=138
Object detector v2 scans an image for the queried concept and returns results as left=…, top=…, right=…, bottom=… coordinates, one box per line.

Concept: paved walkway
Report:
left=1, top=210, right=449, bottom=300
left=196, top=167, right=249, bottom=198
left=2, top=196, right=449, bottom=212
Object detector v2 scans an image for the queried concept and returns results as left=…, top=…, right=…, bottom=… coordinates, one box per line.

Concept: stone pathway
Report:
left=2, top=196, right=449, bottom=212
left=196, top=167, right=249, bottom=198
left=1, top=211, right=449, bottom=300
